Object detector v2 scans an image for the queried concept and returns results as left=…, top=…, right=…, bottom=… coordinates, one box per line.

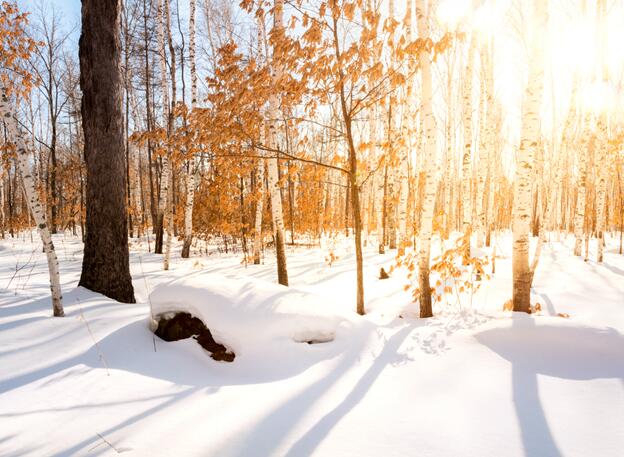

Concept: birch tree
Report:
left=397, top=0, right=413, bottom=256
left=267, top=0, right=288, bottom=286
left=1, top=87, right=64, bottom=316
left=0, top=3, right=64, bottom=315
left=415, top=0, right=437, bottom=318
left=253, top=14, right=267, bottom=265
left=594, top=0, right=608, bottom=263
left=511, top=0, right=547, bottom=313
left=461, top=36, right=476, bottom=240
left=181, top=0, right=198, bottom=259
left=155, top=0, right=170, bottom=256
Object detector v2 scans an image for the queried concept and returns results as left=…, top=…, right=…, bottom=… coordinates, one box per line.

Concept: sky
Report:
left=18, top=0, right=81, bottom=47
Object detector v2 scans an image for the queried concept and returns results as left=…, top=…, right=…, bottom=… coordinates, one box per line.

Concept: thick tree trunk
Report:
left=512, top=0, right=547, bottom=313
left=78, top=0, right=135, bottom=303
left=1, top=87, right=64, bottom=316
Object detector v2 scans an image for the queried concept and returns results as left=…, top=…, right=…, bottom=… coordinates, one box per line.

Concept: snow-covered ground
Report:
left=1, top=232, right=623, bottom=456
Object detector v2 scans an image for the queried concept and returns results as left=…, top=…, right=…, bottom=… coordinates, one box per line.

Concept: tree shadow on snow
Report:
left=476, top=314, right=624, bottom=457
left=230, top=324, right=413, bottom=457
left=283, top=325, right=414, bottom=457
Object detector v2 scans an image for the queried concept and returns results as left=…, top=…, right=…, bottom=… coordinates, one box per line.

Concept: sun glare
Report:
left=436, top=0, right=472, bottom=30
left=581, top=81, right=616, bottom=115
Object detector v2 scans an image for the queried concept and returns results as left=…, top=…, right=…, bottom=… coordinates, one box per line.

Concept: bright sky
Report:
left=19, top=0, right=81, bottom=30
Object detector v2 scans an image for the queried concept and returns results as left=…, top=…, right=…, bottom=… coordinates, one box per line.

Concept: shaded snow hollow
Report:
left=149, top=272, right=360, bottom=358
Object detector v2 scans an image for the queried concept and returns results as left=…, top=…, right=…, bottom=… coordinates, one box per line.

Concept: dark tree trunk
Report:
left=79, top=0, right=135, bottom=303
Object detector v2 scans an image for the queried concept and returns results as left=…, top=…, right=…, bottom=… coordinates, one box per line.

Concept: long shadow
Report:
left=284, top=325, right=413, bottom=457
left=534, top=291, right=557, bottom=316
left=0, top=393, right=180, bottom=418
left=230, top=322, right=394, bottom=457
left=53, top=387, right=199, bottom=456
left=597, top=261, right=624, bottom=278
left=510, top=315, right=562, bottom=457
left=476, top=315, right=624, bottom=457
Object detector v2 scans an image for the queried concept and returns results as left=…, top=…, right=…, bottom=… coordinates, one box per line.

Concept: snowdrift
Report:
left=149, top=272, right=359, bottom=359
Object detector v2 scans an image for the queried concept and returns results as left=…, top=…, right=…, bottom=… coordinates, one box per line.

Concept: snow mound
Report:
left=149, top=272, right=357, bottom=357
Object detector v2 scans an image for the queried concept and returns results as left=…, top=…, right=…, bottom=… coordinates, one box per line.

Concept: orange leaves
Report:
left=302, top=21, right=323, bottom=44
left=342, top=2, right=355, bottom=21
left=399, top=231, right=492, bottom=307
left=0, top=1, right=39, bottom=97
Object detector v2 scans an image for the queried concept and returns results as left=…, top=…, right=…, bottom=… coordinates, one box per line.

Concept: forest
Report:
left=1, top=0, right=623, bottom=456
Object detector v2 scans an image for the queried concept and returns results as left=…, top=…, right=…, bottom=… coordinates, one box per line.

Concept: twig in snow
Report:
left=88, top=432, right=121, bottom=454
left=137, top=251, right=157, bottom=353
left=76, top=297, right=110, bottom=376
left=5, top=247, right=36, bottom=292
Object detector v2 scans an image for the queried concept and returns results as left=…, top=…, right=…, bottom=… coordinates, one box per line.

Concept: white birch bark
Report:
left=163, top=167, right=173, bottom=270
left=372, top=107, right=385, bottom=253
left=1, top=87, right=64, bottom=316
left=182, top=0, right=197, bottom=258
left=595, top=0, right=608, bottom=263
left=397, top=0, right=414, bottom=254
left=415, top=0, right=436, bottom=318
left=158, top=0, right=175, bottom=269
left=156, top=0, right=170, bottom=258
left=267, top=0, right=288, bottom=285
left=595, top=115, right=608, bottom=263
left=0, top=167, right=4, bottom=236
left=253, top=151, right=265, bottom=264
left=573, top=115, right=590, bottom=256
left=475, top=42, right=492, bottom=248
left=512, top=0, right=547, bottom=312
left=134, top=145, right=142, bottom=233
left=461, top=36, right=476, bottom=237
left=253, top=17, right=267, bottom=264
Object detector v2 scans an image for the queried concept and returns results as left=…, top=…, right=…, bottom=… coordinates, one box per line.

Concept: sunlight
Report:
left=436, top=0, right=472, bottom=30
left=581, top=80, right=616, bottom=115
left=472, top=2, right=501, bottom=40
left=551, top=17, right=595, bottom=77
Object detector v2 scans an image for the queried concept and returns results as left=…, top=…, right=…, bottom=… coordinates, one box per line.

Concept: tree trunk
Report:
left=253, top=153, right=265, bottom=264
left=416, top=0, right=436, bottom=318
left=78, top=0, right=135, bottom=303
left=1, top=87, right=64, bottom=316
left=461, top=37, right=476, bottom=241
left=162, top=0, right=176, bottom=270
left=476, top=41, right=493, bottom=248
left=181, top=0, right=198, bottom=259
left=512, top=0, right=547, bottom=313
left=154, top=0, right=170, bottom=255
left=574, top=117, right=589, bottom=256
left=267, top=0, right=288, bottom=286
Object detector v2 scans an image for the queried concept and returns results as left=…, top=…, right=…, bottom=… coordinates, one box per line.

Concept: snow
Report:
left=149, top=273, right=358, bottom=356
left=1, top=232, right=623, bottom=456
